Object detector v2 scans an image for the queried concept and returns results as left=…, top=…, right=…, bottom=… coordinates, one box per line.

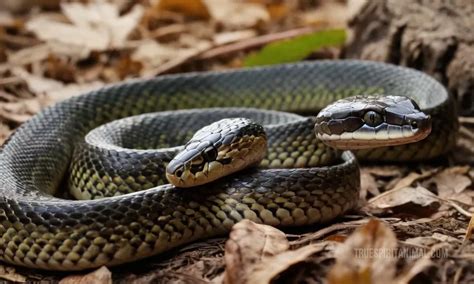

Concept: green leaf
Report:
left=243, top=29, right=346, bottom=67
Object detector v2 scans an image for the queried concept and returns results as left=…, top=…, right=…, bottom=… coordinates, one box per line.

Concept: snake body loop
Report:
left=0, top=60, right=456, bottom=270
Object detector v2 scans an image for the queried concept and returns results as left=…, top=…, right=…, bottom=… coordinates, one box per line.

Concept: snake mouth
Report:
left=316, top=123, right=431, bottom=150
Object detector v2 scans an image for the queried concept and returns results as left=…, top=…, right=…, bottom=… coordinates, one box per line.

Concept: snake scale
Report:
left=0, top=60, right=457, bottom=270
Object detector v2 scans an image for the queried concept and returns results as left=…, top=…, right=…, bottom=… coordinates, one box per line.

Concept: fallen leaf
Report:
left=11, top=67, right=64, bottom=94
left=301, top=0, right=351, bottom=28
left=266, top=2, right=290, bottom=21
left=158, top=0, right=210, bottom=19
left=26, top=1, right=144, bottom=55
left=132, top=40, right=195, bottom=76
left=390, top=169, right=438, bottom=191
left=0, top=101, right=40, bottom=123
left=464, top=213, right=474, bottom=242
left=360, top=169, right=380, bottom=199
left=249, top=244, right=328, bottom=284
left=204, top=0, right=270, bottom=29
left=223, top=219, right=289, bottom=284
left=327, top=219, right=398, bottom=284
left=424, top=166, right=472, bottom=198
left=243, top=29, right=346, bottom=66
left=0, top=265, right=26, bottom=282
left=7, top=44, right=51, bottom=66
left=41, top=81, right=105, bottom=106
left=395, top=243, right=448, bottom=283
left=59, top=266, right=111, bottom=284
left=368, top=186, right=440, bottom=217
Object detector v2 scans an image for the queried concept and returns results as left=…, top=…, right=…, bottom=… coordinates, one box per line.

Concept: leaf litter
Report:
left=1, top=0, right=474, bottom=283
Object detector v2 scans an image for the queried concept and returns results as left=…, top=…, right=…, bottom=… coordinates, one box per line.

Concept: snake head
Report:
left=314, top=95, right=432, bottom=150
left=166, top=118, right=267, bottom=188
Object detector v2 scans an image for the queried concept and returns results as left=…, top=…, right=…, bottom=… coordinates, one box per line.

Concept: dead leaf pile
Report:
left=215, top=219, right=470, bottom=283
left=0, top=0, right=355, bottom=144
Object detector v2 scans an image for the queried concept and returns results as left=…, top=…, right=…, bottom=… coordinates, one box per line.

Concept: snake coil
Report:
left=0, top=60, right=456, bottom=270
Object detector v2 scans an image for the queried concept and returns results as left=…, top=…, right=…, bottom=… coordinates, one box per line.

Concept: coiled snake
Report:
left=0, top=60, right=457, bottom=270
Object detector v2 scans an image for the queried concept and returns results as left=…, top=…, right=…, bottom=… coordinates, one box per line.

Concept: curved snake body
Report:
left=0, top=60, right=457, bottom=270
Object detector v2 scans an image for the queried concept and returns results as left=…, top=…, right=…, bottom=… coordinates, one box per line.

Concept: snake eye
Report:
left=174, top=166, right=184, bottom=177
left=411, top=121, right=418, bottom=129
left=363, top=111, right=383, bottom=127
left=203, top=147, right=217, bottom=161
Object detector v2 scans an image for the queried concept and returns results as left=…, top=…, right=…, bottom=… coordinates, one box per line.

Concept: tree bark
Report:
left=343, top=0, right=474, bottom=115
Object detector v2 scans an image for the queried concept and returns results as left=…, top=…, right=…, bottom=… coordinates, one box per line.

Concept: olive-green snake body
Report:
left=0, top=60, right=457, bottom=270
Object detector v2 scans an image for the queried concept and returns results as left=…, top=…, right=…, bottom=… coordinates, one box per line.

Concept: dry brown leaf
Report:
left=266, top=2, right=291, bottom=21
left=360, top=169, right=380, bottom=199
left=0, top=265, right=26, bottom=282
left=425, top=166, right=472, bottom=198
left=464, top=213, right=474, bottom=242
left=395, top=243, right=448, bottom=283
left=248, top=244, right=327, bottom=284
left=223, top=219, right=289, bottom=284
left=7, top=44, right=51, bottom=66
left=364, top=166, right=403, bottom=178
left=11, top=67, right=63, bottom=94
left=204, top=0, right=270, bottom=29
left=132, top=41, right=180, bottom=68
left=368, top=186, right=440, bottom=217
left=59, top=266, right=111, bottom=284
left=41, top=81, right=105, bottom=106
left=158, top=0, right=210, bottom=19
left=0, top=102, right=39, bottom=123
left=26, top=1, right=143, bottom=56
left=327, top=219, right=398, bottom=284
left=347, top=0, right=368, bottom=19
left=391, top=168, right=438, bottom=191
left=369, top=186, right=439, bottom=209
left=300, top=0, right=350, bottom=28
left=9, top=67, right=103, bottom=105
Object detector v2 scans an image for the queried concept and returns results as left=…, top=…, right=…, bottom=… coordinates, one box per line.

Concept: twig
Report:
left=149, top=26, right=321, bottom=76
left=197, top=26, right=317, bottom=60
left=459, top=116, right=474, bottom=125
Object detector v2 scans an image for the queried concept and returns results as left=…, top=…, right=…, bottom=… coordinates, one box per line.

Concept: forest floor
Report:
left=1, top=0, right=474, bottom=283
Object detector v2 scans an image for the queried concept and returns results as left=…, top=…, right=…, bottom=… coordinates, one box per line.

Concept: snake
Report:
left=0, top=60, right=457, bottom=271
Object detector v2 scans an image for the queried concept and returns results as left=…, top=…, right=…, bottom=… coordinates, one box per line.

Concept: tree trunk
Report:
left=343, top=0, right=474, bottom=115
